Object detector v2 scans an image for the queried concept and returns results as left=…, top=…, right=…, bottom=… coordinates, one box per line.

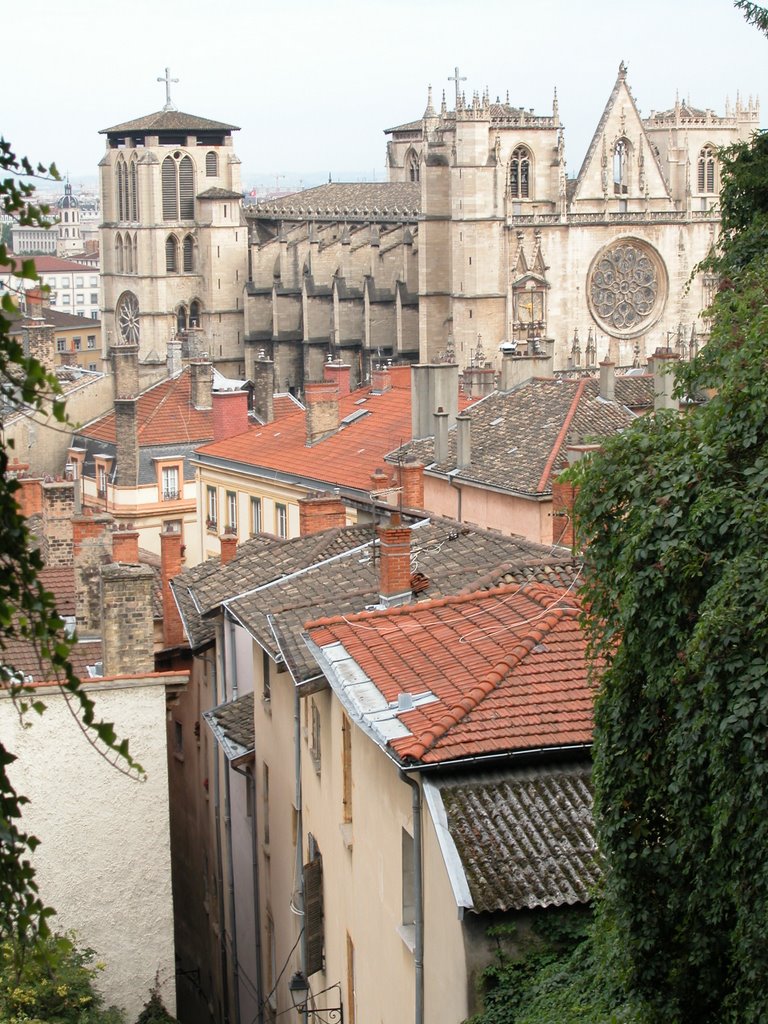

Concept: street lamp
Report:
left=288, top=971, right=344, bottom=1023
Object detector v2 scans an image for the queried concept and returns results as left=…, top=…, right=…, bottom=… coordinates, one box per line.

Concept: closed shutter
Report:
left=206, top=151, right=218, bottom=177
left=179, top=156, right=194, bottom=219
left=162, top=157, right=177, bottom=220
left=304, top=853, right=324, bottom=976
left=166, top=235, right=178, bottom=273
left=183, top=235, right=194, bottom=272
left=130, top=162, right=139, bottom=220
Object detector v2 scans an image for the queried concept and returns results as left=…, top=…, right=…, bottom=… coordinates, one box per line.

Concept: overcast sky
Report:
left=5, top=0, right=766, bottom=190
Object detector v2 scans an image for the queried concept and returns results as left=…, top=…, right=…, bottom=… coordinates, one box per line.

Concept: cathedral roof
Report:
left=100, top=110, right=239, bottom=134
left=251, top=182, right=420, bottom=221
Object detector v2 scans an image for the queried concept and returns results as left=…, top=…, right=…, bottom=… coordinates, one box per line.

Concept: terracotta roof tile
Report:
left=79, top=367, right=213, bottom=446
left=307, top=582, right=595, bottom=765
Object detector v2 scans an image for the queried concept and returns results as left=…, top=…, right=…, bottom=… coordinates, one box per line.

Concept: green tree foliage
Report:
left=570, top=114, right=768, bottom=1024
left=0, top=932, right=124, bottom=1024
left=0, top=141, right=142, bottom=945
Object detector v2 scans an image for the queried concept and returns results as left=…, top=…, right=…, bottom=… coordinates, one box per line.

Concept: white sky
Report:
left=5, top=0, right=766, bottom=189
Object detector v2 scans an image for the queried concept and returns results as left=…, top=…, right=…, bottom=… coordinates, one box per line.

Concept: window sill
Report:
left=397, top=924, right=416, bottom=954
left=339, top=821, right=353, bottom=851
left=173, top=751, right=185, bottom=763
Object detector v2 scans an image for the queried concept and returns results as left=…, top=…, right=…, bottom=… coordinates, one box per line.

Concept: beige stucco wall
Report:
left=424, top=474, right=554, bottom=545
left=4, top=373, right=113, bottom=477
left=0, top=675, right=181, bottom=1020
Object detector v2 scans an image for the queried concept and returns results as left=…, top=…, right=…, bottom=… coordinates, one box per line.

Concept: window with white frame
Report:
left=97, top=464, right=107, bottom=497
left=87, top=335, right=95, bottom=349
left=162, top=465, right=180, bottom=501
left=56, top=338, right=66, bottom=352
left=226, top=490, right=237, bottom=531
left=251, top=496, right=262, bottom=534
left=206, top=486, right=217, bottom=529
left=276, top=502, right=287, bottom=539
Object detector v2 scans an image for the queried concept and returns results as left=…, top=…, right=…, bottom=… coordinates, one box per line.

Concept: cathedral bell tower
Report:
left=99, top=69, right=247, bottom=374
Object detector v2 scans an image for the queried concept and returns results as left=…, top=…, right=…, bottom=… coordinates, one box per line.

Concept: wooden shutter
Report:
left=304, top=853, right=324, bottom=976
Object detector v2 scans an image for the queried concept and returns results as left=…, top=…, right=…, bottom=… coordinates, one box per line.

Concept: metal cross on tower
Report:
left=448, top=66, right=466, bottom=107
left=157, top=67, right=179, bottom=112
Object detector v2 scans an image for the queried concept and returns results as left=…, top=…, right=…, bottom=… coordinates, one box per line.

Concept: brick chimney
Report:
left=377, top=512, right=412, bottom=607
left=253, top=353, right=275, bottom=424
left=112, top=343, right=140, bottom=487
left=323, top=360, right=351, bottom=397
left=41, top=480, right=75, bottom=568
left=299, top=491, right=347, bottom=535
left=371, top=368, right=392, bottom=394
left=399, top=459, right=424, bottom=510
left=305, top=381, right=339, bottom=446
left=599, top=359, right=616, bottom=402
left=212, top=390, right=250, bottom=442
left=220, top=531, right=238, bottom=565
left=12, top=471, right=43, bottom=517
left=190, top=358, right=213, bottom=410
left=100, top=562, right=155, bottom=676
left=551, top=472, right=577, bottom=550
left=112, top=527, right=140, bottom=564
left=73, top=511, right=113, bottom=634
left=161, top=527, right=186, bottom=648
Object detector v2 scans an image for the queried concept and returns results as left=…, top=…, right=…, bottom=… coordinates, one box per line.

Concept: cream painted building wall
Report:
left=0, top=674, right=183, bottom=1021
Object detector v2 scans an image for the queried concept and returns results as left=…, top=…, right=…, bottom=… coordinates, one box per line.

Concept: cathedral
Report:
left=98, top=65, right=759, bottom=388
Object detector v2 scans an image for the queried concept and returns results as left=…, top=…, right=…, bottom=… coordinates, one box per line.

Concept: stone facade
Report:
left=388, top=66, right=759, bottom=370
left=99, top=107, right=248, bottom=374
left=100, top=562, right=155, bottom=676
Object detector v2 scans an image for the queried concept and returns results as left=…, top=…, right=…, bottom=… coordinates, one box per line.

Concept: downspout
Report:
left=212, top=624, right=231, bottom=1024
left=227, top=609, right=240, bottom=701
left=399, top=770, right=424, bottom=1024
left=232, top=762, right=264, bottom=1024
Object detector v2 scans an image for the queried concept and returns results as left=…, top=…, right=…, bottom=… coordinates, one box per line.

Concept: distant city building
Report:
left=56, top=180, right=83, bottom=257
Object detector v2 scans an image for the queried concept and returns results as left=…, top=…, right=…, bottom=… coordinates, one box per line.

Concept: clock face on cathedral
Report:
left=116, top=291, right=140, bottom=344
left=587, top=239, right=667, bottom=338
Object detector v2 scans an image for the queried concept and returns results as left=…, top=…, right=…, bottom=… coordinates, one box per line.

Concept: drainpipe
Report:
left=227, top=610, right=240, bottom=701
left=399, top=770, right=424, bottom=1024
left=213, top=623, right=231, bottom=1024
left=232, top=762, right=264, bottom=1024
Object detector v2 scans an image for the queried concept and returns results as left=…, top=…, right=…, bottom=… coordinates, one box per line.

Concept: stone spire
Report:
left=424, top=84, right=436, bottom=118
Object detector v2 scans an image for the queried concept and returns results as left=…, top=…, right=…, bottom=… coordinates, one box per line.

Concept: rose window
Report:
left=588, top=241, right=666, bottom=337
left=116, top=291, right=140, bottom=344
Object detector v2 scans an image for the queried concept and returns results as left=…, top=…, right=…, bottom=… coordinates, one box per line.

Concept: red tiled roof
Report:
left=79, top=367, right=214, bottom=446
left=272, top=393, right=304, bottom=420
left=307, top=582, right=595, bottom=765
left=39, top=566, right=76, bottom=616
left=197, top=373, right=413, bottom=492
left=2, top=256, right=97, bottom=275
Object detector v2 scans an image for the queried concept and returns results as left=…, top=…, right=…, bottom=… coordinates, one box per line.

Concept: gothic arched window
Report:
left=205, top=151, right=218, bottom=177
left=183, top=234, right=195, bottom=272
left=190, top=300, right=202, bottom=328
left=166, top=235, right=179, bottom=273
left=162, top=153, right=196, bottom=221
left=509, top=147, right=531, bottom=199
left=129, top=160, right=139, bottom=221
left=116, top=156, right=130, bottom=222
left=176, top=305, right=188, bottom=333
left=698, top=146, right=716, bottom=193
left=613, top=138, right=630, bottom=195
left=115, top=233, right=124, bottom=274
left=406, top=149, right=420, bottom=183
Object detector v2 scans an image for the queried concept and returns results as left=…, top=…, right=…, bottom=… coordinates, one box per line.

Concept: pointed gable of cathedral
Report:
left=570, top=62, right=672, bottom=206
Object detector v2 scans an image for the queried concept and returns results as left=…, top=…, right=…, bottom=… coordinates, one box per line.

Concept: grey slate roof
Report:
left=391, top=377, right=635, bottom=496
left=204, top=692, right=255, bottom=762
left=251, top=182, right=420, bottom=220
left=100, top=110, right=239, bottom=134
left=171, top=526, right=373, bottom=650
left=197, top=187, right=243, bottom=200
left=433, top=763, right=599, bottom=912
left=227, top=518, right=576, bottom=684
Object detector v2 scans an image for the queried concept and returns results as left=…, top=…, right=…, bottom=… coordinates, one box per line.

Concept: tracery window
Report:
left=205, top=151, right=218, bottom=177
left=115, top=233, right=124, bottom=274
left=165, top=235, right=179, bottom=273
left=406, top=149, right=420, bottom=183
left=116, top=291, right=140, bottom=343
left=613, top=138, right=630, bottom=195
left=129, top=160, right=139, bottom=220
left=698, top=146, right=716, bottom=193
left=588, top=239, right=666, bottom=337
left=162, top=153, right=195, bottom=221
left=190, top=299, right=201, bottom=328
left=183, top=234, right=195, bottom=272
left=509, top=146, right=531, bottom=199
